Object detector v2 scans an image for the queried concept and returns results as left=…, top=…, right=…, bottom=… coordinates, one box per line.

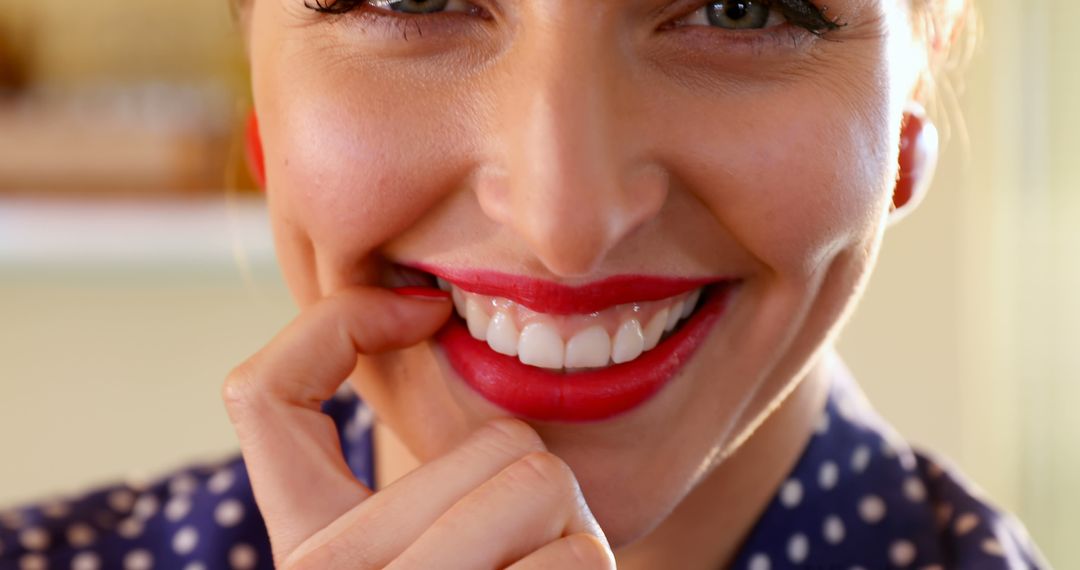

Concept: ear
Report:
left=888, top=104, right=939, bottom=226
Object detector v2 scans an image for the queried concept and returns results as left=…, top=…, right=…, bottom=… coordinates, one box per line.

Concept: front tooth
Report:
left=436, top=277, right=451, bottom=292
left=612, top=319, right=645, bottom=364
left=451, top=287, right=467, bottom=317
left=486, top=311, right=519, bottom=356
left=565, top=326, right=612, bottom=368
left=465, top=298, right=490, bottom=341
left=518, top=322, right=565, bottom=369
left=643, top=309, right=668, bottom=351
left=665, top=302, right=683, bottom=331
left=681, top=289, right=701, bottom=319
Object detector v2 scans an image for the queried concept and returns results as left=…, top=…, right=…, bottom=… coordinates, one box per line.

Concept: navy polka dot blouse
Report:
left=0, top=374, right=1048, bottom=569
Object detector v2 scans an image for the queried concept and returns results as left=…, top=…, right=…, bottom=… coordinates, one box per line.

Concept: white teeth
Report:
left=643, top=309, right=668, bottom=351
left=446, top=283, right=707, bottom=369
left=465, top=298, right=490, bottom=341
left=665, top=301, right=683, bottom=331
left=565, top=326, right=612, bottom=369
left=518, top=322, right=565, bottom=369
left=611, top=319, right=645, bottom=364
left=681, top=289, right=700, bottom=319
left=451, top=287, right=467, bottom=317
left=486, top=311, right=519, bottom=357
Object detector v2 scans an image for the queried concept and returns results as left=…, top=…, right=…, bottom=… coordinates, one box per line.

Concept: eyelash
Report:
left=304, top=0, right=845, bottom=39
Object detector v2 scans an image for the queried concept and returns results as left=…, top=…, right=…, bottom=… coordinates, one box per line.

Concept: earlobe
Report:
left=889, top=104, right=939, bottom=225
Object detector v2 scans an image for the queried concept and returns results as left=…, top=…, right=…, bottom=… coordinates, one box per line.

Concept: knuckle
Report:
left=479, top=417, right=546, bottom=454
left=221, top=361, right=265, bottom=419
left=511, top=451, right=576, bottom=497
left=563, top=533, right=615, bottom=569
left=222, top=362, right=256, bottom=407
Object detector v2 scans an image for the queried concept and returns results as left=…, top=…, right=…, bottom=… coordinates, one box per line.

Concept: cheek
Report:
left=255, top=56, right=476, bottom=280
left=663, top=74, right=895, bottom=281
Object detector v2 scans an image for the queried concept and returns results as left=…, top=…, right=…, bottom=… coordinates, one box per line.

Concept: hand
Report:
left=222, top=287, right=615, bottom=569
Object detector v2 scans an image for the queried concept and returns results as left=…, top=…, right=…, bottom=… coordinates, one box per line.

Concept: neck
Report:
left=612, top=351, right=835, bottom=569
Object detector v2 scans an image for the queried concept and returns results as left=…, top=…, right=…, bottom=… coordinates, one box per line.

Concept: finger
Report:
left=386, top=451, right=609, bottom=570
left=506, top=533, right=616, bottom=570
left=285, top=418, right=547, bottom=568
left=222, top=286, right=451, bottom=563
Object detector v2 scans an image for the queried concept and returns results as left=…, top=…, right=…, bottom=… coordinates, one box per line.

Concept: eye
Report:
left=681, top=1, right=785, bottom=30
left=368, top=0, right=474, bottom=14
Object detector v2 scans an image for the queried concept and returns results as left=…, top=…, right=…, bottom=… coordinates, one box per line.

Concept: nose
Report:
left=475, top=10, right=668, bottom=278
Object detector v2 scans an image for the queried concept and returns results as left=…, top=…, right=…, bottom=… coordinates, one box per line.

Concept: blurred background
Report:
left=0, top=0, right=1076, bottom=566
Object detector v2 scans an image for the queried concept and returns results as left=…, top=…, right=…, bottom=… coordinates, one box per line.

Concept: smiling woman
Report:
left=0, top=0, right=1053, bottom=569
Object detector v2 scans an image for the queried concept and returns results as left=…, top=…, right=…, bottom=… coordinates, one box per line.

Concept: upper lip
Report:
left=407, top=262, right=734, bottom=315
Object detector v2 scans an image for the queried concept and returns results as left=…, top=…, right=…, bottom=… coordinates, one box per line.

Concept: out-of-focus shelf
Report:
left=0, top=84, right=242, bottom=195
left=0, top=194, right=277, bottom=270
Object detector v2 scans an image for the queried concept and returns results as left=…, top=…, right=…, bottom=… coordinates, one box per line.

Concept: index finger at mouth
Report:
left=222, top=286, right=452, bottom=562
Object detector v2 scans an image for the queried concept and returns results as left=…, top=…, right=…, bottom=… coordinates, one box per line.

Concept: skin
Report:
left=226, top=0, right=955, bottom=567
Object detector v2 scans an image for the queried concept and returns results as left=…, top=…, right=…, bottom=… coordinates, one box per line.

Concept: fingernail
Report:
left=392, top=286, right=451, bottom=300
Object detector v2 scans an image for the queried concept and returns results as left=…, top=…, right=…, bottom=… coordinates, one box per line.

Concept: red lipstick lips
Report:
left=409, top=264, right=737, bottom=422
left=411, top=263, right=717, bottom=315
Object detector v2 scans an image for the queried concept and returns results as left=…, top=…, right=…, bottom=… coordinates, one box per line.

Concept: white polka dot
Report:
left=787, top=533, right=809, bottom=563
left=818, top=461, right=839, bottom=490
left=124, top=549, right=154, bottom=570
left=748, top=553, right=771, bottom=570
left=889, top=539, right=917, bottom=566
left=117, top=517, right=145, bottom=540
left=183, top=563, right=208, bottom=570
left=858, top=495, right=887, bottom=524
left=229, top=543, right=258, bottom=570
left=208, top=470, right=236, bottom=495
left=169, top=474, right=199, bottom=496
left=779, top=479, right=803, bottom=508
left=132, top=495, right=159, bottom=520
left=981, top=538, right=1005, bottom=557
left=165, top=495, right=193, bottom=522
left=837, top=396, right=859, bottom=421
left=67, top=523, right=97, bottom=548
left=173, top=526, right=199, bottom=555
left=72, top=551, right=103, bottom=570
left=19, top=527, right=50, bottom=551
left=42, top=500, right=70, bottom=519
left=108, top=490, right=136, bottom=513
left=19, top=553, right=46, bottom=570
left=346, top=406, right=376, bottom=441
left=953, top=512, right=979, bottom=536
left=850, top=445, right=871, bottom=473
left=823, top=515, right=845, bottom=544
left=214, top=499, right=246, bottom=528
left=903, top=477, right=927, bottom=502
left=815, top=412, right=830, bottom=435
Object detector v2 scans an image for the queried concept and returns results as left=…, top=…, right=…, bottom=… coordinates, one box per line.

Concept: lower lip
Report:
left=434, top=284, right=735, bottom=422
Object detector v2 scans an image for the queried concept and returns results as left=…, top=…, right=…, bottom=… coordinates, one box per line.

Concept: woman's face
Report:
left=248, top=0, right=924, bottom=547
